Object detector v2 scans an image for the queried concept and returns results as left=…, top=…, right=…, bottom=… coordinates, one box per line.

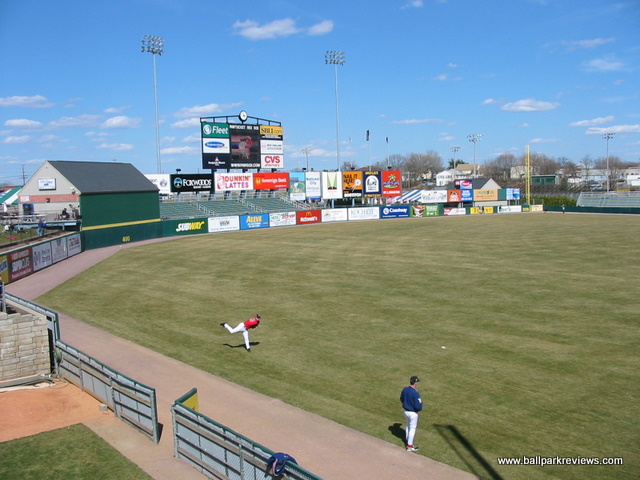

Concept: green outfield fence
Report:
left=173, top=388, right=322, bottom=480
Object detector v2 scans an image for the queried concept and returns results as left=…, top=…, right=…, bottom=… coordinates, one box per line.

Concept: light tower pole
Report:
left=602, top=132, right=615, bottom=192
left=467, top=133, right=483, bottom=176
left=325, top=50, right=345, bottom=170
left=451, top=146, right=460, bottom=168
left=301, top=147, right=312, bottom=172
left=141, top=35, right=164, bottom=174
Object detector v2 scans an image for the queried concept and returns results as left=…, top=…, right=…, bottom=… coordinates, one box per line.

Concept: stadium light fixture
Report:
left=602, top=132, right=615, bottom=192
left=141, top=35, right=164, bottom=174
left=325, top=50, right=345, bottom=170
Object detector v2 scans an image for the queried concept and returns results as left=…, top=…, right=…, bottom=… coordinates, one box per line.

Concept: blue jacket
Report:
left=400, top=386, right=423, bottom=412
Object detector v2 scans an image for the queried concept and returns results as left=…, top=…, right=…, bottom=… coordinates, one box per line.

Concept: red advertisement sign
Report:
left=296, top=209, right=321, bottom=225
left=382, top=170, right=402, bottom=197
left=254, top=172, right=290, bottom=190
left=9, top=247, right=33, bottom=282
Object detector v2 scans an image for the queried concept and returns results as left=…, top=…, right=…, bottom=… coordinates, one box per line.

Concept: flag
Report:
left=385, top=136, right=388, bottom=144
left=366, top=130, right=370, bottom=141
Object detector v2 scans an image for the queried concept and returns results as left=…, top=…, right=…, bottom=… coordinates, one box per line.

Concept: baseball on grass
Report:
left=441, top=346, right=446, bottom=349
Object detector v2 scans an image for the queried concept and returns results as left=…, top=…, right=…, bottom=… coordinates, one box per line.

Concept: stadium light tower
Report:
left=325, top=50, right=345, bottom=170
left=451, top=146, right=460, bottom=168
left=467, top=133, right=483, bottom=176
left=141, top=35, right=164, bottom=174
left=602, top=132, right=615, bottom=192
left=301, top=147, right=312, bottom=171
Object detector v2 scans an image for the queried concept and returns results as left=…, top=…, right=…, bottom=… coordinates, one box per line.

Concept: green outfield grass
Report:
left=0, top=424, right=152, bottom=479
left=38, top=213, right=640, bottom=480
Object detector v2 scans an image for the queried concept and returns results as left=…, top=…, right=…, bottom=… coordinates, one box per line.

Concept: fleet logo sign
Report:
left=202, top=122, right=230, bottom=138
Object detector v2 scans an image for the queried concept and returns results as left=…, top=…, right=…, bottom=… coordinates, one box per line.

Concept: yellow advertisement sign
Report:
left=0, top=254, right=8, bottom=283
left=474, top=189, right=498, bottom=201
left=260, top=125, right=283, bottom=136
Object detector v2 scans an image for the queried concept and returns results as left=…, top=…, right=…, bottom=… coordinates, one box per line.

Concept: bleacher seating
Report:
left=577, top=192, right=640, bottom=208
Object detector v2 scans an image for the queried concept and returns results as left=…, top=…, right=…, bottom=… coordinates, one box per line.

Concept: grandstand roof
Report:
left=47, top=161, right=158, bottom=194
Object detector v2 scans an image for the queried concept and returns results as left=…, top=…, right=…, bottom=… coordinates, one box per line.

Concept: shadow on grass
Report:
left=223, top=341, right=261, bottom=350
left=388, top=422, right=406, bottom=445
left=434, top=424, right=504, bottom=480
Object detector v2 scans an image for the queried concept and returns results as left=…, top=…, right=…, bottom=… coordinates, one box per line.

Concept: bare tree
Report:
left=403, top=151, right=442, bottom=188
left=484, top=153, right=517, bottom=182
left=341, top=160, right=358, bottom=171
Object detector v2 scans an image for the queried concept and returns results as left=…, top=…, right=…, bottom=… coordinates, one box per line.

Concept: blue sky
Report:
left=1, top=0, right=639, bottom=185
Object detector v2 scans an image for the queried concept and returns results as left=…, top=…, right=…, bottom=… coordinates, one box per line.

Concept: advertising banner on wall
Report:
left=214, top=173, right=253, bottom=191
left=296, top=210, right=321, bottom=225
left=322, top=172, right=342, bottom=199
left=269, top=211, right=297, bottom=227
left=145, top=174, right=171, bottom=195
left=172, top=219, right=208, bottom=236
left=321, top=209, right=348, bottom=222
left=208, top=216, right=240, bottom=233
left=461, top=189, right=474, bottom=202
left=67, top=233, right=82, bottom=256
left=51, top=238, right=68, bottom=263
left=448, top=190, right=462, bottom=203
left=0, top=255, right=7, bottom=283
left=32, top=243, right=53, bottom=272
left=342, top=171, right=363, bottom=198
left=474, top=189, right=499, bottom=201
left=289, top=172, right=306, bottom=201
left=254, top=172, right=289, bottom=190
left=380, top=205, right=411, bottom=218
left=382, top=170, right=402, bottom=197
left=306, top=171, right=322, bottom=200
left=240, top=214, right=269, bottom=230
left=363, top=172, right=382, bottom=197
left=420, top=190, right=448, bottom=203
left=171, top=174, right=213, bottom=193
left=506, top=188, right=521, bottom=200
left=348, top=207, right=380, bottom=221
left=8, top=248, right=32, bottom=282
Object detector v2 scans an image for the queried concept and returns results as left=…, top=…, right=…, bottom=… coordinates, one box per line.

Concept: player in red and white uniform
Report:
left=220, top=315, right=261, bottom=351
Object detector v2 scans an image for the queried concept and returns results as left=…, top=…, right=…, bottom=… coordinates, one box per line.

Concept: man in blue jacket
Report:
left=400, top=375, right=423, bottom=452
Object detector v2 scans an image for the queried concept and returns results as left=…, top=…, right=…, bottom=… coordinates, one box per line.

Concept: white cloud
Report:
left=104, top=106, right=131, bottom=114
left=97, top=143, right=135, bottom=151
left=0, top=95, right=53, bottom=108
left=37, top=134, right=58, bottom=143
left=233, top=18, right=300, bottom=40
left=585, top=125, right=640, bottom=135
left=530, top=138, right=560, bottom=143
left=569, top=116, right=614, bottom=127
left=4, top=119, right=43, bottom=129
left=501, top=98, right=559, bottom=112
left=402, top=0, right=424, bottom=8
left=3, top=135, right=32, bottom=144
left=49, top=115, right=101, bottom=128
left=171, top=118, right=201, bottom=129
left=101, top=116, right=141, bottom=129
left=160, top=146, right=198, bottom=155
left=174, top=102, right=243, bottom=119
left=481, top=98, right=501, bottom=105
left=571, top=37, right=615, bottom=49
left=390, top=118, right=443, bottom=125
left=182, top=133, right=201, bottom=143
left=307, top=20, right=333, bottom=36
left=584, top=56, right=626, bottom=72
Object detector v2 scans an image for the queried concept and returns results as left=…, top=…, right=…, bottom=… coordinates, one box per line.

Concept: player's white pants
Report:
left=225, top=323, right=250, bottom=349
left=404, top=411, right=419, bottom=446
